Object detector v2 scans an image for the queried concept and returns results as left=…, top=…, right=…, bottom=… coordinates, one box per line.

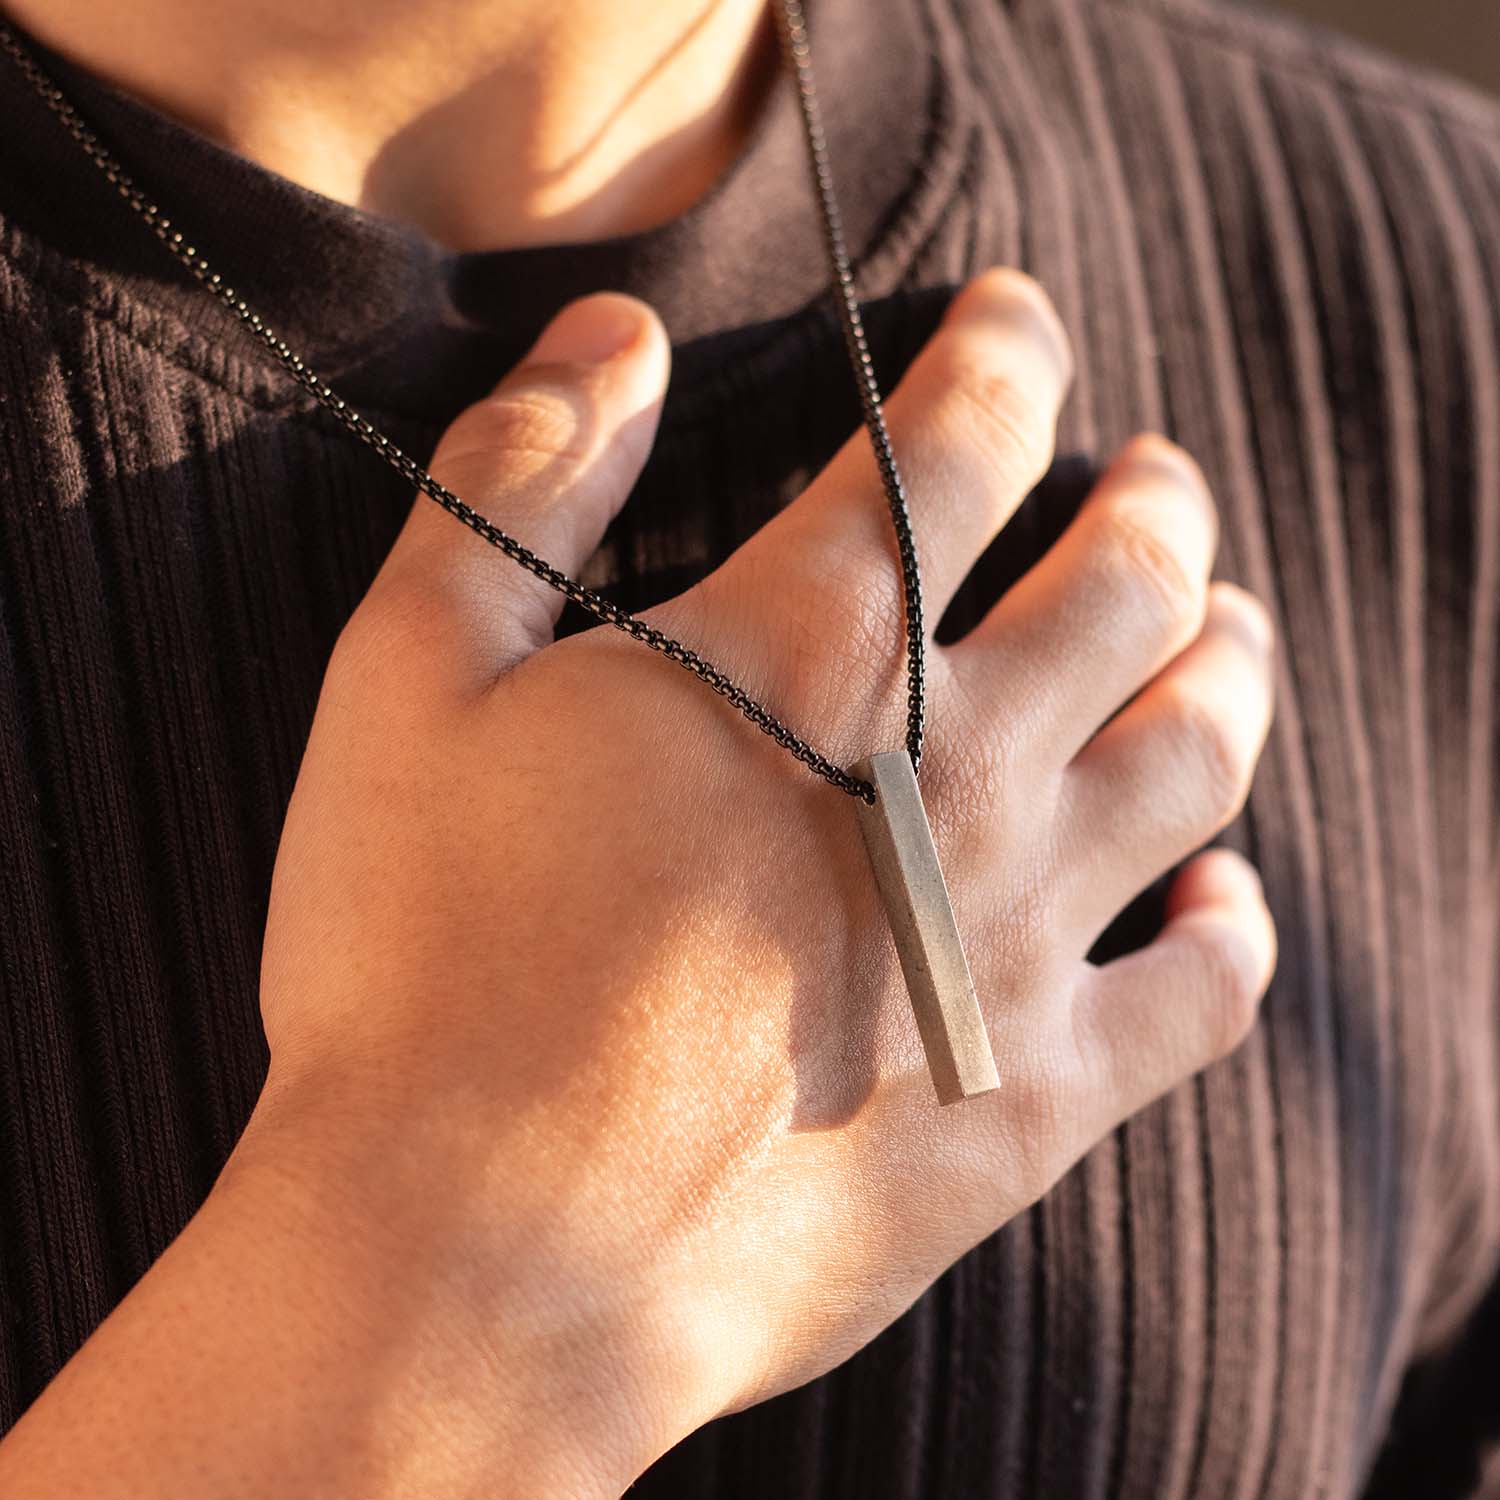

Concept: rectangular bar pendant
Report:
left=852, top=751, right=1001, bottom=1106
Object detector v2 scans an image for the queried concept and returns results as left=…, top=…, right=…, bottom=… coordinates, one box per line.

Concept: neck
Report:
left=6, top=0, right=781, bottom=250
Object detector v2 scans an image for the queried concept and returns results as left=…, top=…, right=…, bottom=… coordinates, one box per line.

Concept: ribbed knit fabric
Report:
left=0, top=0, right=1496, bottom=1494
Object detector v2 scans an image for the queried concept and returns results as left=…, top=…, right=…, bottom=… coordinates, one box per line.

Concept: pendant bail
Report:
left=852, top=751, right=1001, bottom=1105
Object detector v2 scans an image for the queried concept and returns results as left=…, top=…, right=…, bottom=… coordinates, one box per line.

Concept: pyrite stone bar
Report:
left=852, top=751, right=1001, bottom=1106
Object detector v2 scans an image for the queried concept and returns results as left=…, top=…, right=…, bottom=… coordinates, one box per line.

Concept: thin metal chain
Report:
left=773, top=0, right=925, bottom=776
left=0, top=0, right=927, bottom=802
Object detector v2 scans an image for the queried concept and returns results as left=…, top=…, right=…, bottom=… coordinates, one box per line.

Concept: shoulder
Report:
left=967, top=0, right=1500, bottom=230
left=1084, top=0, right=1500, bottom=134
left=955, top=0, right=1500, bottom=402
left=941, top=0, right=1500, bottom=330
left=1083, top=0, right=1500, bottom=295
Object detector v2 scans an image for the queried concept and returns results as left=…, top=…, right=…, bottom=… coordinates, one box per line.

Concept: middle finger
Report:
left=724, top=266, right=1075, bottom=644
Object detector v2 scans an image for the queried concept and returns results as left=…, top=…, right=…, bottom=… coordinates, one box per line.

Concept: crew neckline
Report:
left=0, top=0, right=951, bottom=421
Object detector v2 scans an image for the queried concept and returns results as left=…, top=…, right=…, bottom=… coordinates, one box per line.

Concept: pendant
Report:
left=851, top=752, right=1001, bottom=1106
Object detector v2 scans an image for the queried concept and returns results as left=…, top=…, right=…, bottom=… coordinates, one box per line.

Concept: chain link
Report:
left=773, top=0, right=926, bottom=776
left=0, top=1, right=928, bottom=804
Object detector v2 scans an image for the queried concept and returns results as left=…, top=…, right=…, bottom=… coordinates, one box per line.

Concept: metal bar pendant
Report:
left=851, top=751, right=1001, bottom=1106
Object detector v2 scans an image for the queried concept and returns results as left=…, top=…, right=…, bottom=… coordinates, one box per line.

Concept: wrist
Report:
left=233, top=1059, right=724, bottom=1497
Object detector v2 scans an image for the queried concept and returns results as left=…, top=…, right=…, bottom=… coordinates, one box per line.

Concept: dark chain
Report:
left=773, top=0, right=925, bottom=776
left=0, top=0, right=927, bottom=802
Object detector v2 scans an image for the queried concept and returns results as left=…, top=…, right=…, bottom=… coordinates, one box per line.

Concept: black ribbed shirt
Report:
left=0, top=0, right=1497, bottom=1494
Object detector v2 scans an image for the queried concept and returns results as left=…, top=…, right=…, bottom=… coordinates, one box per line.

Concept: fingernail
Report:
left=528, top=294, right=648, bottom=366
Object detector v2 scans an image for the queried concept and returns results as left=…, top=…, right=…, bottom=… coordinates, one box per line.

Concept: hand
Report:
left=249, top=270, right=1277, bottom=1495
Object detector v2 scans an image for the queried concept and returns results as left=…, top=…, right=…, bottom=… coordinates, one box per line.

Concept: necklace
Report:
left=1, top=0, right=1000, bottom=1105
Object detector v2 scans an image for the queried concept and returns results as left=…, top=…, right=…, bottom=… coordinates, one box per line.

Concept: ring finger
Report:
left=1054, top=580, right=1276, bottom=948
left=952, top=433, right=1219, bottom=764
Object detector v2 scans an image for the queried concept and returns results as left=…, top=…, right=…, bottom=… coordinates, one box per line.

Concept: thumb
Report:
left=370, top=291, right=671, bottom=688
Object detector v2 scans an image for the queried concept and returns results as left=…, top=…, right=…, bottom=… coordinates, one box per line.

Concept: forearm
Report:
left=0, top=1097, right=653, bottom=1500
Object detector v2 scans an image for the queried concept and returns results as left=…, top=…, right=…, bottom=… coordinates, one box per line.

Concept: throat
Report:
left=4, top=0, right=781, bottom=251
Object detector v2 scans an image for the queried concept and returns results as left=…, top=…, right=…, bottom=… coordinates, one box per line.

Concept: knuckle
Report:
left=976, top=1031, right=1077, bottom=1206
left=783, top=533, right=907, bottom=672
left=444, top=382, right=593, bottom=479
left=329, top=582, right=444, bottom=696
left=1119, top=431, right=1213, bottom=499
left=1094, top=503, right=1204, bottom=635
left=323, top=608, right=394, bottom=714
left=1210, top=579, right=1277, bottom=657
left=973, top=907, right=1078, bottom=1197
left=840, top=551, right=909, bottom=661
left=1005, top=1076, right=1073, bottom=1202
left=977, top=860, right=1056, bottom=1005
left=323, top=613, right=369, bottom=688
left=749, top=535, right=906, bottom=732
left=329, top=594, right=397, bottom=674
left=936, top=359, right=1057, bottom=491
left=1160, top=683, right=1253, bottom=822
left=1195, top=920, right=1266, bottom=1058
left=926, top=731, right=1009, bottom=836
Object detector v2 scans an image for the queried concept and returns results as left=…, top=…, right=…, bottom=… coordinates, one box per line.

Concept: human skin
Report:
left=0, top=272, right=1278, bottom=1496
left=0, top=3, right=1276, bottom=1494
left=4, top=0, right=783, bottom=249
